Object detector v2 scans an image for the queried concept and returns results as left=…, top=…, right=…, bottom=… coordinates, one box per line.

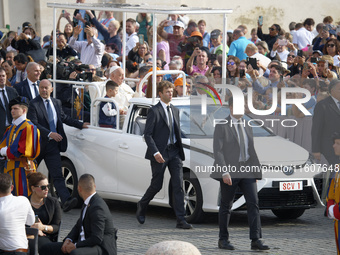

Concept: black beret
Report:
left=9, top=96, right=29, bottom=108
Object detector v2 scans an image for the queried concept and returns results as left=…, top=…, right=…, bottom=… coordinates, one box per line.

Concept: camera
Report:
left=42, top=61, right=93, bottom=82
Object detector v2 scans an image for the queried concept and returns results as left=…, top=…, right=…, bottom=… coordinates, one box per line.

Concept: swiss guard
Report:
left=0, top=96, right=40, bottom=197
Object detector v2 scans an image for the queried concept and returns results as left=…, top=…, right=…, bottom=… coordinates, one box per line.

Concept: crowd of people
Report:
left=1, top=0, right=340, bottom=253
left=1, top=7, right=339, bottom=121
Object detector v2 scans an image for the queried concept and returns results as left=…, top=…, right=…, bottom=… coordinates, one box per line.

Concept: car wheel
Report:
left=50, top=159, right=79, bottom=200
left=183, top=172, right=204, bottom=223
left=271, top=208, right=306, bottom=219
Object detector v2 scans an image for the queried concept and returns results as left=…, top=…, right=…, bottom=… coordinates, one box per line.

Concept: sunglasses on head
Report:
left=34, top=184, right=50, bottom=190
left=227, top=61, right=235, bottom=65
left=327, top=44, right=335, bottom=48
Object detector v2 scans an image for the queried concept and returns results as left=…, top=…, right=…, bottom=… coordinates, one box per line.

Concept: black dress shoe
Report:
left=136, top=202, right=145, bottom=224
left=63, top=197, right=78, bottom=212
left=251, top=239, right=270, bottom=250
left=218, top=239, right=235, bottom=250
left=176, top=220, right=193, bottom=229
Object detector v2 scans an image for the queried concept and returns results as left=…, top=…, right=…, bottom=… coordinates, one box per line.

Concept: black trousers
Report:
left=219, top=177, right=262, bottom=241
left=0, top=251, right=27, bottom=255
left=0, top=158, right=5, bottom=174
left=140, top=146, right=185, bottom=221
left=36, top=140, right=70, bottom=203
left=39, top=242, right=102, bottom=255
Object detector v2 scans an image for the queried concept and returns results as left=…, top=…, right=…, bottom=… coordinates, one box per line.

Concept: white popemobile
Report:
left=40, top=2, right=323, bottom=223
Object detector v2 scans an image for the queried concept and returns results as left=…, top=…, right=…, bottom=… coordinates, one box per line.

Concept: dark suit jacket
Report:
left=210, top=115, right=261, bottom=181
left=312, top=96, right=340, bottom=164
left=66, top=193, right=117, bottom=255
left=144, top=101, right=185, bottom=161
left=27, top=96, right=83, bottom=152
left=28, top=196, right=61, bottom=240
left=0, top=86, right=18, bottom=138
left=14, top=79, right=38, bottom=101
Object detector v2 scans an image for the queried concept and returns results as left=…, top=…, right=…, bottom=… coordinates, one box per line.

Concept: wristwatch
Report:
left=44, top=225, right=48, bottom=232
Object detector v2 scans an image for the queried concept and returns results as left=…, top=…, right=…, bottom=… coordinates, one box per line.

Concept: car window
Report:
left=128, top=106, right=149, bottom=136
left=178, top=105, right=273, bottom=138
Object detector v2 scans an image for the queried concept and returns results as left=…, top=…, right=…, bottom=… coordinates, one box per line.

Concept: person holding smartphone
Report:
left=270, top=36, right=298, bottom=62
left=257, top=19, right=280, bottom=51
left=27, top=172, right=61, bottom=253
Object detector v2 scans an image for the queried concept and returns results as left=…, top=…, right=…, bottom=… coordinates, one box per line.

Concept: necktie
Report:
left=1, top=89, right=11, bottom=123
left=46, top=99, right=57, bottom=132
left=167, top=106, right=174, bottom=144
left=81, top=203, right=87, bottom=221
left=32, top=83, right=39, bottom=98
left=236, top=120, right=246, bottom=162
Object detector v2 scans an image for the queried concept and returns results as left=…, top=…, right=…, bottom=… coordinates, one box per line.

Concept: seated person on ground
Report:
left=27, top=172, right=61, bottom=253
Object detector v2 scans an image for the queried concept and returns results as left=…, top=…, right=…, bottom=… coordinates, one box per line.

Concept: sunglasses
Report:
left=327, top=44, right=335, bottom=48
left=269, top=27, right=275, bottom=31
left=34, top=184, right=50, bottom=190
left=288, top=54, right=295, bottom=58
left=227, top=62, right=235, bottom=65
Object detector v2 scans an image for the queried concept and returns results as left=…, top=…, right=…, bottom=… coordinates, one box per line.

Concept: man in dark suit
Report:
left=136, top=81, right=192, bottom=229
left=312, top=79, right=340, bottom=166
left=210, top=97, right=269, bottom=251
left=14, top=62, right=41, bottom=100
left=27, top=79, right=89, bottom=212
left=40, top=174, right=117, bottom=255
left=0, top=67, right=18, bottom=173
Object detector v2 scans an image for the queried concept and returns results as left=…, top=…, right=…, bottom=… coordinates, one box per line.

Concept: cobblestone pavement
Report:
left=59, top=201, right=335, bottom=255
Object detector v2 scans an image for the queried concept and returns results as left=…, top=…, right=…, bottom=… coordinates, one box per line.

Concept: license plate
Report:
left=279, top=181, right=303, bottom=191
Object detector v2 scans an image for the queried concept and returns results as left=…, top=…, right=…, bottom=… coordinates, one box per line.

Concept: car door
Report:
left=64, top=125, right=119, bottom=193
left=116, top=105, right=165, bottom=199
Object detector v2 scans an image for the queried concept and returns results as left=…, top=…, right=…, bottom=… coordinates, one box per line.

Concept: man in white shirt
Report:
left=293, top=18, right=315, bottom=50
left=0, top=173, right=35, bottom=254
left=125, top=18, right=139, bottom=54
left=69, top=25, right=105, bottom=68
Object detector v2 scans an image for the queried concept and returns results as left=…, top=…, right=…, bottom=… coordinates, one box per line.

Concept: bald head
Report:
left=78, top=174, right=96, bottom=199
left=26, top=62, right=41, bottom=82
left=39, top=79, right=53, bottom=99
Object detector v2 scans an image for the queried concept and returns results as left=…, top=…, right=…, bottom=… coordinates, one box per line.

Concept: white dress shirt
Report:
left=0, top=194, right=35, bottom=250
left=126, top=32, right=138, bottom=53
left=331, top=96, right=340, bottom=110
left=69, top=36, right=105, bottom=68
left=15, top=70, right=27, bottom=83
left=293, top=27, right=314, bottom=49
left=230, top=115, right=250, bottom=162
left=27, top=78, right=39, bottom=99
left=160, top=100, right=177, bottom=145
left=43, top=97, right=57, bottom=128
left=79, top=192, right=96, bottom=242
